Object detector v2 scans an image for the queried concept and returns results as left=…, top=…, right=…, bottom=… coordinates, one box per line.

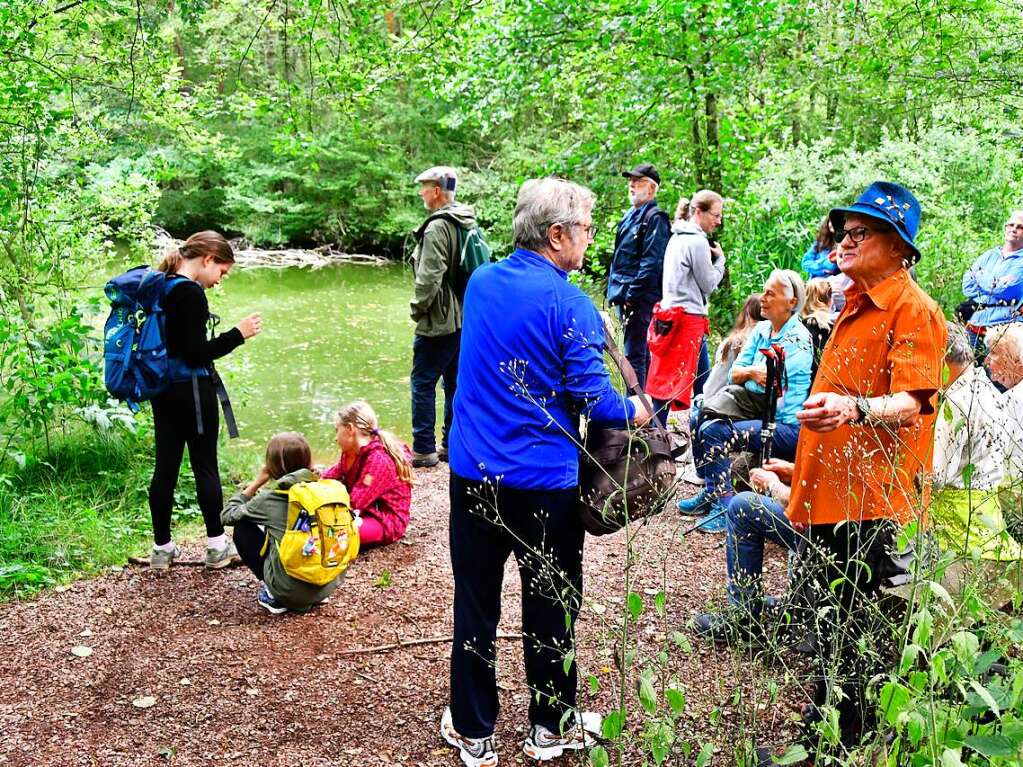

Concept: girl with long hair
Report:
left=148, top=231, right=262, bottom=569
left=322, top=401, right=413, bottom=547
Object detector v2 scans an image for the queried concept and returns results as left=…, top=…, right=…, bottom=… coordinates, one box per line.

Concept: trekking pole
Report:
left=758, top=344, right=787, bottom=465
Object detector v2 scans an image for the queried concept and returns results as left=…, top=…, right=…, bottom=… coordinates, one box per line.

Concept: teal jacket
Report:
left=220, top=469, right=342, bottom=610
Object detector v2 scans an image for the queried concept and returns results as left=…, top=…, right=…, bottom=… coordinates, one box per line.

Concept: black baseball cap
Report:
left=621, top=163, right=660, bottom=186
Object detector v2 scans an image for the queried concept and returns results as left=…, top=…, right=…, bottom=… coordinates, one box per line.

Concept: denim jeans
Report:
left=693, top=418, right=800, bottom=497
left=692, top=336, right=710, bottom=397
left=411, top=331, right=460, bottom=454
left=724, top=492, right=800, bottom=607
left=616, top=300, right=655, bottom=390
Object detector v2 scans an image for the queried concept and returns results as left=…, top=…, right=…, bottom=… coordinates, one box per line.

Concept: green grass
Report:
left=0, top=427, right=256, bottom=600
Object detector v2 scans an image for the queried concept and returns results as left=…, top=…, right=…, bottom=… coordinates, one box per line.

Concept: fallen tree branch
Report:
left=340, top=631, right=522, bottom=656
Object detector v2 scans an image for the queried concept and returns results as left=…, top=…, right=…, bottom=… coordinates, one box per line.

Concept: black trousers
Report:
left=448, top=472, right=584, bottom=738
left=233, top=520, right=266, bottom=580
left=805, top=518, right=898, bottom=750
left=148, top=379, right=224, bottom=545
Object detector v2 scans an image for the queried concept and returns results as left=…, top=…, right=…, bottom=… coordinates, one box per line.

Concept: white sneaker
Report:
left=681, top=462, right=705, bottom=485
left=440, top=707, right=498, bottom=767
left=523, top=711, right=601, bottom=761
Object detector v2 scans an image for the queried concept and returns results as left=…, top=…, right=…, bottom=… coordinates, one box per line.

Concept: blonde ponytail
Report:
left=336, top=401, right=413, bottom=485
left=156, top=247, right=185, bottom=274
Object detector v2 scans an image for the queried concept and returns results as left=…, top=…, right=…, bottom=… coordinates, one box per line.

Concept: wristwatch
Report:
left=851, top=396, right=870, bottom=425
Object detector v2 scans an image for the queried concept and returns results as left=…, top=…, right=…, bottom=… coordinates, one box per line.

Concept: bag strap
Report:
left=598, top=312, right=668, bottom=439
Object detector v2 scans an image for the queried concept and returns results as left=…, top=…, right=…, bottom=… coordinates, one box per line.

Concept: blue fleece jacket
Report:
left=449, top=248, right=635, bottom=490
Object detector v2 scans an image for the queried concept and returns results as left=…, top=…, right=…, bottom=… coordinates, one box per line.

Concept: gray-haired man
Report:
left=409, top=166, right=477, bottom=467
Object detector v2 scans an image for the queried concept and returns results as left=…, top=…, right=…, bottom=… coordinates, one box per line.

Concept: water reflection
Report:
left=209, top=262, right=416, bottom=457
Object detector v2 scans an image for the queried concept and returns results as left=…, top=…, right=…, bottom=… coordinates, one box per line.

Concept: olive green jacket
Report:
left=409, top=202, right=477, bottom=336
left=220, top=468, right=341, bottom=610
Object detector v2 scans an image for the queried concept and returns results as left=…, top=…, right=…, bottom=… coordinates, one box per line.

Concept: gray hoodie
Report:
left=660, top=219, right=725, bottom=315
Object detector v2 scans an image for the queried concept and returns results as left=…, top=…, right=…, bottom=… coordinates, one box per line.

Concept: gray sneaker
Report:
left=205, top=539, right=239, bottom=570
left=150, top=544, right=181, bottom=570
left=412, top=451, right=440, bottom=468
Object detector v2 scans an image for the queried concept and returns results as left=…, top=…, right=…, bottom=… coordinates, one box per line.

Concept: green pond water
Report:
left=193, top=262, right=418, bottom=459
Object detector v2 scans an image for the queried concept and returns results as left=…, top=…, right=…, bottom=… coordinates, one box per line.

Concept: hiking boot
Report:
left=440, top=707, right=498, bottom=767
left=693, top=610, right=739, bottom=644
left=412, top=451, right=440, bottom=468
left=438, top=446, right=449, bottom=462
left=257, top=583, right=288, bottom=615
left=149, top=544, right=180, bottom=570
left=205, top=539, right=239, bottom=569
left=522, top=711, right=601, bottom=761
left=677, top=489, right=711, bottom=515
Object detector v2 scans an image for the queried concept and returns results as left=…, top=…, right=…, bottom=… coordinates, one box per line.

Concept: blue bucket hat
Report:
left=828, top=180, right=921, bottom=263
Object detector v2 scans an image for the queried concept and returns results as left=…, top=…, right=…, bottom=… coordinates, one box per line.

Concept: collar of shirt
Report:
left=512, top=247, right=567, bottom=280
left=843, top=267, right=911, bottom=312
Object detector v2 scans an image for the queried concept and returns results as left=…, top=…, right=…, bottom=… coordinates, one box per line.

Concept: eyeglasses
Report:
left=560, top=222, right=596, bottom=239
left=835, top=226, right=876, bottom=244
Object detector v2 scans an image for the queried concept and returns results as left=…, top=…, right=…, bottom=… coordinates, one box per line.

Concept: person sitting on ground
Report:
left=321, top=400, right=413, bottom=547
left=800, top=278, right=834, bottom=386
left=221, top=432, right=343, bottom=615
left=678, top=269, right=813, bottom=533
left=801, top=214, right=838, bottom=279
left=693, top=458, right=802, bottom=642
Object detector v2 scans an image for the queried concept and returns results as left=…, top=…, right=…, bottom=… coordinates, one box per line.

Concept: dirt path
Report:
left=0, top=467, right=798, bottom=767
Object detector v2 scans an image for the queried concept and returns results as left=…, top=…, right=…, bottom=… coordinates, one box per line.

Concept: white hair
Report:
left=767, top=268, right=806, bottom=315
left=944, top=322, right=975, bottom=367
left=512, top=177, right=595, bottom=253
left=988, top=323, right=1023, bottom=360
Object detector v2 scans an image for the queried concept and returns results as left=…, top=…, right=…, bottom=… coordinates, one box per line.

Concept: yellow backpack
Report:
left=274, top=479, right=360, bottom=586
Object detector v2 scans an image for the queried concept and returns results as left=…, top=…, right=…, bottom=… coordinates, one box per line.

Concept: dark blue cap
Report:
left=829, top=181, right=921, bottom=263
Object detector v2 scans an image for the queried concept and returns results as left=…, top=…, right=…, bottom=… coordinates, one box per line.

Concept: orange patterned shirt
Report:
left=786, top=269, right=946, bottom=526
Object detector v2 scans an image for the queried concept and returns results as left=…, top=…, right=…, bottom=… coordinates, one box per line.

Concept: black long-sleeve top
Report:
left=164, top=280, right=244, bottom=369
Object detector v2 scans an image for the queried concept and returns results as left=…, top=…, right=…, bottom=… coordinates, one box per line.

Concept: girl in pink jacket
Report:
left=321, top=401, right=413, bottom=546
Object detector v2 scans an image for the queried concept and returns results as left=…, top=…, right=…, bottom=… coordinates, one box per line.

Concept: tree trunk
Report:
left=704, top=91, right=721, bottom=190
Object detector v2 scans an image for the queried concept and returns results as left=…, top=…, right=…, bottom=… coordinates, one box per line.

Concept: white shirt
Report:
left=933, top=364, right=1007, bottom=489
left=1002, top=380, right=1023, bottom=479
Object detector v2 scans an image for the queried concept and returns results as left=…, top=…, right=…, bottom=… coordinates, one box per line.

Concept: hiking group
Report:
left=104, top=163, right=1023, bottom=767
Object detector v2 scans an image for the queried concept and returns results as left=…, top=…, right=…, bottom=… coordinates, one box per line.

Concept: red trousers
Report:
left=645, top=303, right=709, bottom=410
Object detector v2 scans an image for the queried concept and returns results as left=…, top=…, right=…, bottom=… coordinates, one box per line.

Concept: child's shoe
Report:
left=205, top=539, right=239, bottom=569
left=257, top=583, right=288, bottom=615
left=149, top=544, right=180, bottom=570
left=440, top=707, right=498, bottom=767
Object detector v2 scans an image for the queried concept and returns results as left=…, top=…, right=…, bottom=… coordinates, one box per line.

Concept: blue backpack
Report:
left=104, top=266, right=240, bottom=437
left=103, top=266, right=191, bottom=407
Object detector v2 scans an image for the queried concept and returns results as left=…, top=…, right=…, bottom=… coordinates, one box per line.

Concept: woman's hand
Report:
left=236, top=313, right=263, bottom=339
left=709, top=243, right=724, bottom=261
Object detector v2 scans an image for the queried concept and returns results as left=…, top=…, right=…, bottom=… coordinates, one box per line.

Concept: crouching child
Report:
left=221, top=431, right=356, bottom=614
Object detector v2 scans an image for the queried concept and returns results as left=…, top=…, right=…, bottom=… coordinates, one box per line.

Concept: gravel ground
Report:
left=0, top=466, right=803, bottom=767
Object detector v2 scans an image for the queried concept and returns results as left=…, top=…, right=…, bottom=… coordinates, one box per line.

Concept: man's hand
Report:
left=761, top=458, right=794, bottom=483
left=628, top=395, right=654, bottom=426
left=796, top=392, right=858, bottom=432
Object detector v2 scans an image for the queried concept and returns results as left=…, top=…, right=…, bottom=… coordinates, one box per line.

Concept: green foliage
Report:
left=0, top=428, right=156, bottom=598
